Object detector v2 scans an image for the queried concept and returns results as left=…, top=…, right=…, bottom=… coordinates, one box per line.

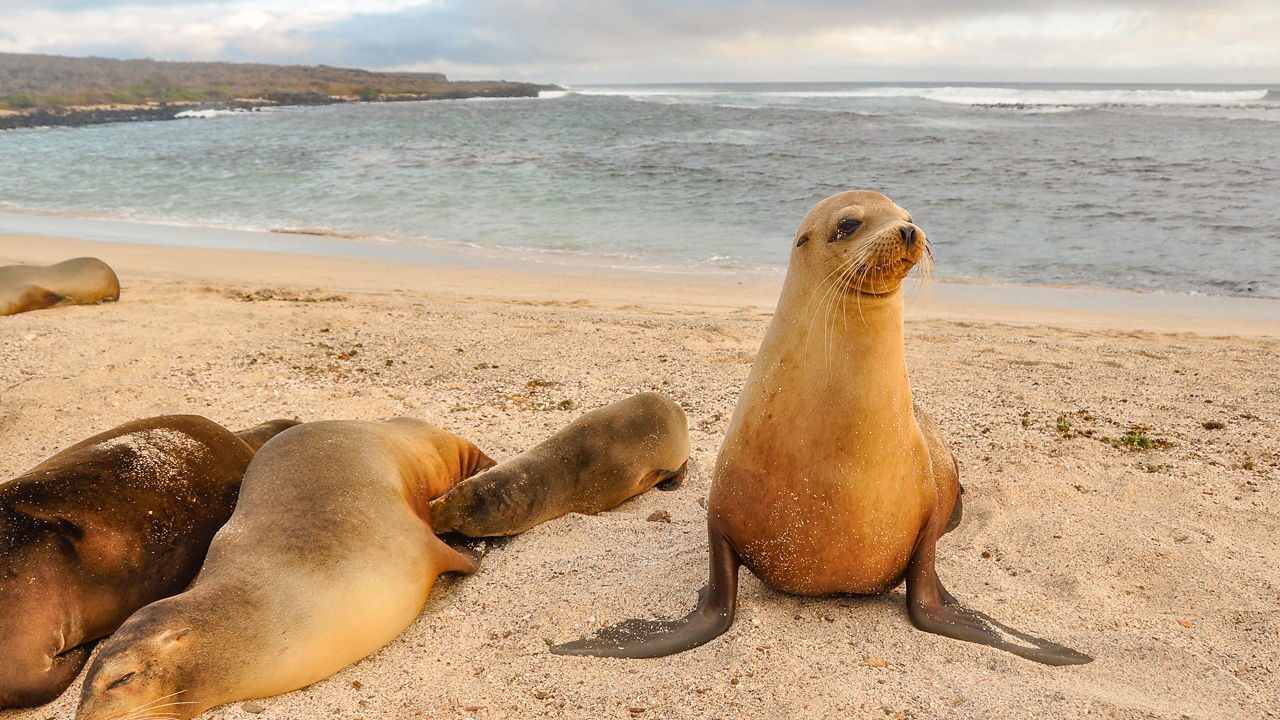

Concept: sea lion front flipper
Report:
left=435, top=540, right=482, bottom=576
left=904, top=524, right=1092, bottom=666
left=1, top=643, right=93, bottom=708
left=551, top=526, right=739, bottom=658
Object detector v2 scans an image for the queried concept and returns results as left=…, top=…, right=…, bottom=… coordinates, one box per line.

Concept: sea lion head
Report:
left=791, top=190, right=929, bottom=297
left=76, top=600, right=209, bottom=720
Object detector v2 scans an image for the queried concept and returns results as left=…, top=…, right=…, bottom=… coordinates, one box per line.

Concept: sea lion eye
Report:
left=834, top=218, right=861, bottom=239
left=107, top=672, right=135, bottom=690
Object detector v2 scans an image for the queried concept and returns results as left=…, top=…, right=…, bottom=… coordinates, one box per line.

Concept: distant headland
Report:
left=0, top=52, right=560, bottom=129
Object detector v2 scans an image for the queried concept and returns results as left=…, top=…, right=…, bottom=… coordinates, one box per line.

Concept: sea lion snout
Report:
left=899, top=224, right=917, bottom=248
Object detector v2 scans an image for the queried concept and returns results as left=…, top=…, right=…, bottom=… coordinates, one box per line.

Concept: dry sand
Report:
left=2, top=234, right=1278, bottom=720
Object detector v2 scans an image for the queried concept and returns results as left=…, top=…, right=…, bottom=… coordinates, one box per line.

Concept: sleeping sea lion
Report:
left=430, top=392, right=689, bottom=537
left=0, top=415, right=299, bottom=708
left=0, top=258, right=120, bottom=316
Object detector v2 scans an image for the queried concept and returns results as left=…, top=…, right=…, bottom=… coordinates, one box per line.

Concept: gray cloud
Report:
left=0, top=0, right=1276, bottom=82
left=294, top=0, right=1274, bottom=81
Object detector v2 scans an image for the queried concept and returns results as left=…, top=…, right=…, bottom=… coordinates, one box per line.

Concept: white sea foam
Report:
left=580, top=85, right=1273, bottom=108
left=175, top=108, right=258, bottom=119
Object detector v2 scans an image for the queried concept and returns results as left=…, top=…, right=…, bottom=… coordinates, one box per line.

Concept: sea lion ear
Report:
left=795, top=233, right=810, bottom=247
left=164, top=628, right=194, bottom=643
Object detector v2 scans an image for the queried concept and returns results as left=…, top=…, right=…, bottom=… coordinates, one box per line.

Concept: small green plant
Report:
left=1109, top=427, right=1171, bottom=452
left=1, top=93, right=38, bottom=109
left=1056, top=415, right=1072, bottom=435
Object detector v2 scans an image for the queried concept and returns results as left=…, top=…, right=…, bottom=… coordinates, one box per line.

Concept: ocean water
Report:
left=1, top=82, right=1278, bottom=297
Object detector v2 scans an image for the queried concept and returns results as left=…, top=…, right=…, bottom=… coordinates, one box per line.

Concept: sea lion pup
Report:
left=430, top=392, right=689, bottom=537
left=552, top=190, right=1091, bottom=666
left=76, top=418, right=496, bottom=720
left=0, top=257, right=120, bottom=316
left=0, top=415, right=299, bottom=709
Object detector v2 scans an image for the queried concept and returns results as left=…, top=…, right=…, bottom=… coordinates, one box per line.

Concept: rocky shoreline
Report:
left=0, top=85, right=558, bottom=131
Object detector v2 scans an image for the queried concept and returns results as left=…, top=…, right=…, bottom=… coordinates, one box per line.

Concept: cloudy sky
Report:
left=0, top=0, right=1276, bottom=83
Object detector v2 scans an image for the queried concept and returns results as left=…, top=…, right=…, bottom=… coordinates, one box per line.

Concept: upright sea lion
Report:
left=0, top=415, right=299, bottom=709
left=431, top=392, right=689, bottom=537
left=0, top=257, right=120, bottom=316
left=552, top=190, right=1091, bottom=665
left=76, top=418, right=495, bottom=720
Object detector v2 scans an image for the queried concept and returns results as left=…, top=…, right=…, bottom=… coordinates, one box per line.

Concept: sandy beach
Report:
left=2, top=233, right=1277, bottom=720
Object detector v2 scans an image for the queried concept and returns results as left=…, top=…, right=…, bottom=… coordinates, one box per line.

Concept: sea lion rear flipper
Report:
left=550, top=526, right=739, bottom=658
left=654, top=461, right=688, bottom=491
left=904, top=523, right=1091, bottom=666
left=5, top=286, right=64, bottom=316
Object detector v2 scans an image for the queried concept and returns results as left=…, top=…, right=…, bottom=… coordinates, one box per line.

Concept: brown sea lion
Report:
left=430, top=392, right=689, bottom=537
left=76, top=418, right=495, bottom=720
left=0, top=257, right=120, bottom=316
left=0, top=415, right=299, bottom=709
left=552, top=190, right=1091, bottom=665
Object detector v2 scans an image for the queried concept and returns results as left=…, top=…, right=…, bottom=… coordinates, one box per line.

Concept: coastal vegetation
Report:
left=0, top=52, right=556, bottom=126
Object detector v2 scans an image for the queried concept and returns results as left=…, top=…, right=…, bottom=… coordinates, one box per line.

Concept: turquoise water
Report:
left=1, top=82, right=1278, bottom=297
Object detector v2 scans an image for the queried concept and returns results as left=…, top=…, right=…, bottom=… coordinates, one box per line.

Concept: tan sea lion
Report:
left=0, top=257, right=120, bottom=316
left=76, top=418, right=495, bottom=720
left=0, top=415, right=299, bottom=709
left=430, top=392, right=689, bottom=537
left=552, top=190, right=1091, bottom=665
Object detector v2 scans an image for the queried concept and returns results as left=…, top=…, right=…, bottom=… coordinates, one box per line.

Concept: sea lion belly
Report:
left=709, top=371, right=934, bottom=596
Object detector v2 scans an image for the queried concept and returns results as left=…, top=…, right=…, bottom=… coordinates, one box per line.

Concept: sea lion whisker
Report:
left=109, top=690, right=190, bottom=720
left=837, top=243, right=882, bottom=348
left=822, top=248, right=867, bottom=368
left=804, top=258, right=848, bottom=346
left=853, top=261, right=874, bottom=325
left=805, top=252, right=861, bottom=349
left=906, top=235, right=935, bottom=305
left=133, top=701, right=201, bottom=712
left=101, top=690, right=194, bottom=720
left=837, top=250, right=869, bottom=333
left=804, top=247, right=860, bottom=321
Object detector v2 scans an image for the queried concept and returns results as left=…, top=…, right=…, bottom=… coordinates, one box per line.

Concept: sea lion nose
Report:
left=899, top=224, right=916, bottom=247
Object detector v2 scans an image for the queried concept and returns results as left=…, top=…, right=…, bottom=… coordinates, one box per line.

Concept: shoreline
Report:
left=5, top=208, right=1278, bottom=308
left=0, top=85, right=559, bottom=131
left=3, top=229, right=1278, bottom=338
